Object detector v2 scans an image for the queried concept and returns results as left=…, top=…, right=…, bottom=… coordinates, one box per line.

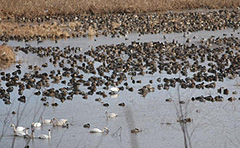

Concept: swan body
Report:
left=109, top=113, right=117, bottom=118
left=41, top=117, right=52, bottom=124
left=39, top=129, right=51, bottom=139
left=31, top=122, right=42, bottom=128
left=15, top=131, right=26, bottom=137
left=11, top=124, right=25, bottom=133
left=59, top=119, right=68, bottom=123
left=105, top=111, right=118, bottom=118
left=24, top=128, right=33, bottom=139
left=90, top=127, right=109, bottom=133
left=110, top=87, right=119, bottom=93
left=52, top=118, right=67, bottom=126
left=110, top=93, right=119, bottom=98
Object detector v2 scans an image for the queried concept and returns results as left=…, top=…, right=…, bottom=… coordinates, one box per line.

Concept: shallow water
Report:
left=0, top=28, right=240, bottom=148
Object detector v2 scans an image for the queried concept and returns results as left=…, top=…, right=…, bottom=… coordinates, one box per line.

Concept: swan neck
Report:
left=31, top=130, right=35, bottom=138
left=12, top=125, right=17, bottom=132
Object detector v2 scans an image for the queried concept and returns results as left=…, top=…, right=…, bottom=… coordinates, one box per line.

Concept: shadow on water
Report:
left=124, top=107, right=139, bottom=148
left=168, top=74, right=193, bottom=148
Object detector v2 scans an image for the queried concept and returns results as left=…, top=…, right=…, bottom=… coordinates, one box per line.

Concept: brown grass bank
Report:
left=0, top=0, right=239, bottom=17
left=0, top=44, right=15, bottom=69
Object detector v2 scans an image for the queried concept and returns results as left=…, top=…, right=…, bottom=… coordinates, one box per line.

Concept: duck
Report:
left=131, top=128, right=141, bottom=133
left=11, top=124, right=25, bottom=133
left=39, top=129, right=51, bottom=139
left=90, top=127, right=109, bottom=133
left=83, top=123, right=90, bottom=128
left=41, top=116, right=52, bottom=124
left=105, top=111, right=118, bottom=118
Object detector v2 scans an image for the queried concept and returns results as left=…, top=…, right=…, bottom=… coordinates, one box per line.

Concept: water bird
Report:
left=90, top=127, right=109, bottom=133
left=59, top=118, right=68, bottom=123
left=110, top=93, right=119, bottom=98
left=11, top=124, right=25, bottom=133
left=41, top=116, right=52, bottom=124
left=31, top=122, right=42, bottom=128
left=131, top=128, right=141, bottom=133
left=83, top=123, right=90, bottom=128
left=15, top=131, right=26, bottom=137
left=110, top=87, right=119, bottom=94
left=24, top=128, right=34, bottom=139
left=39, top=129, right=51, bottom=139
left=105, top=111, right=118, bottom=118
left=52, top=118, right=68, bottom=126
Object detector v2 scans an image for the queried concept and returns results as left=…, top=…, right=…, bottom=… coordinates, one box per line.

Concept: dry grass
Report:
left=0, top=22, right=80, bottom=39
left=0, top=0, right=239, bottom=41
left=0, top=0, right=239, bottom=17
left=0, top=44, right=15, bottom=69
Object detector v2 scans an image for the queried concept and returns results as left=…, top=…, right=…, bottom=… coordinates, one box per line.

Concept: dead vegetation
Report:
left=0, top=0, right=239, bottom=41
left=0, top=22, right=80, bottom=39
left=0, top=44, right=15, bottom=69
left=0, top=0, right=239, bottom=17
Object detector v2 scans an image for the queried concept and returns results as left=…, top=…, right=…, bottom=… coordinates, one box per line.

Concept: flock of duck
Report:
left=0, top=33, right=239, bottom=106
left=0, top=9, right=240, bottom=148
left=0, top=9, right=239, bottom=41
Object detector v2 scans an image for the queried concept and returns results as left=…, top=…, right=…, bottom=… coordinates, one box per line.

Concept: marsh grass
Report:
left=0, top=0, right=239, bottom=17
left=0, top=22, right=76, bottom=40
left=0, top=44, right=15, bottom=69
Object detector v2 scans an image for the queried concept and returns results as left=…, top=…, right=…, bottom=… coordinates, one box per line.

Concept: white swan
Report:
left=110, top=87, right=119, bottom=94
left=41, top=116, right=52, bottom=124
left=11, top=124, right=25, bottom=133
left=59, top=119, right=68, bottom=123
left=52, top=118, right=67, bottom=126
left=110, top=93, right=119, bottom=98
left=15, top=131, right=26, bottom=137
left=31, top=122, right=42, bottom=128
left=105, top=111, right=118, bottom=118
left=39, top=129, right=51, bottom=139
left=90, top=127, right=109, bottom=133
left=24, top=128, right=32, bottom=139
